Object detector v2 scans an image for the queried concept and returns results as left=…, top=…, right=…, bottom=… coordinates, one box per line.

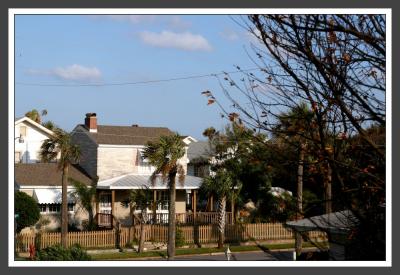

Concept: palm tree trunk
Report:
left=324, top=162, right=332, bottom=214
left=139, top=222, right=145, bottom=253
left=167, top=172, right=177, bottom=260
left=138, top=209, right=147, bottom=253
left=295, top=144, right=304, bottom=257
left=217, top=196, right=226, bottom=249
left=61, top=165, right=69, bottom=248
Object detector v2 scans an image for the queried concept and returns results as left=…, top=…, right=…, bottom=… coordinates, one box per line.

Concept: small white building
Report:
left=14, top=117, right=55, bottom=163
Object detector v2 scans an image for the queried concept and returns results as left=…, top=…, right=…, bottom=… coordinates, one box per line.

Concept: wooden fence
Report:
left=15, top=223, right=327, bottom=252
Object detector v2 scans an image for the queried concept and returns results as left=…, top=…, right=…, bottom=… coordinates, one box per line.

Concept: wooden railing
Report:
left=15, top=223, right=328, bottom=252
left=96, top=213, right=113, bottom=228
left=135, top=212, right=233, bottom=225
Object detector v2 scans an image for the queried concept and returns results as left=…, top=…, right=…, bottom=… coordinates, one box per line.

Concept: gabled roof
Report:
left=77, top=124, right=174, bottom=146
left=15, top=163, right=92, bottom=187
left=15, top=116, right=55, bottom=136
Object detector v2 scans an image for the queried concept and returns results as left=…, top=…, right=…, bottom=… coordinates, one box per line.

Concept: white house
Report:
left=70, top=113, right=203, bottom=227
left=14, top=117, right=55, bottom=163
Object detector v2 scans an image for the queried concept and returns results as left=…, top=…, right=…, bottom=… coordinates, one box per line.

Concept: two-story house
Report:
left=71, top=113, right=203, bottom=227
left=14, top=116, right=55, bottom=163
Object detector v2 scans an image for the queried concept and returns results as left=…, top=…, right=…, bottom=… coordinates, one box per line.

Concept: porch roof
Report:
left=285, top=210, right=358, bottom=234
left=97, top=174, right=203, bottom=190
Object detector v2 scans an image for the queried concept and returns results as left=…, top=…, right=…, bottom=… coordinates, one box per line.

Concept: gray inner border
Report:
left=1, top=0, right=397, bottom=274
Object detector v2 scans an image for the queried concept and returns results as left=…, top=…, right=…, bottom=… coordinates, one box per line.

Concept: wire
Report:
left=15, top=67, right=261, bottom=87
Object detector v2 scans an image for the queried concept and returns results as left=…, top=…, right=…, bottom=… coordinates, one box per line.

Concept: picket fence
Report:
left=15, top=223, right=327, bottom=252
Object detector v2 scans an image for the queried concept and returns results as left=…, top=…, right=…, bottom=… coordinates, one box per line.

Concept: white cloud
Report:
left=26, top=64, right=102, bottom=82
left=52, top=64, right=102, bottom=81
left=138, top=31, right=212, bottom=52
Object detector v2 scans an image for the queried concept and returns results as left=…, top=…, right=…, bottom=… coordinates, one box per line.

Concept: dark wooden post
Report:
left=210, top=195, right=214, bottom=212
left=115, top=222, right=121, bottom=249
left=193, top=190, right=197, bottom=224
left=231, top=197, right=235, bottom=224
left=111, top=190, right=115, bottom=228
left=153, top=190, right=157, bottom=224
left=96, top=192, right=100, bottom=225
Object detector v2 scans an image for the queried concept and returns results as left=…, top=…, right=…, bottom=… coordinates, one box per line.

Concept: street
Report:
left=142, top=250, right=296, bottom=261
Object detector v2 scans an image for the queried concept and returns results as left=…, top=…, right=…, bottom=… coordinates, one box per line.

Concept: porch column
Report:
left=111, top=190, right=115, bottom=227
left=231, top=197, right=235, bottom=224
left=193, top=190, right=197, bottom=223
left=153, top=190, right=157, bottom=223
left=95, top=192, right=100, bottom=215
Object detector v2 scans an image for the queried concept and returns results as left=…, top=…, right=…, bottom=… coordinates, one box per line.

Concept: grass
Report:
left=91, top=242, right=328, bottom=260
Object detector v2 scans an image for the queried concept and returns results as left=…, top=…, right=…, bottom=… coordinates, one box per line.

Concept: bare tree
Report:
left=203, top=14, right=386, bottom=259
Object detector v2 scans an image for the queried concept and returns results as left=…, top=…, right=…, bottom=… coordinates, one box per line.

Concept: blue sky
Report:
left=15, top=15, right=258, bottom=140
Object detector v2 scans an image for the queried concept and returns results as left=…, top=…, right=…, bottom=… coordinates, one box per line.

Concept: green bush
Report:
left=175, top=228, right=185, bottom=248
left=36, top=244, right=91, bottom=261
left=15, top=191, right=40, bottom=232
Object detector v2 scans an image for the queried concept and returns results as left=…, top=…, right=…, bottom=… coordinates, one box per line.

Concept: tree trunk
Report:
left=295, top=145, right=304, bottom=257
left=324, top=161, right=333, bottom=214
left=138, top=208, right=148, bottom=253
left=217, top=196, right=227, bottom=249
left=167, top=172, right=177, bottom=260
left=61, top=165, right=69, bottom=248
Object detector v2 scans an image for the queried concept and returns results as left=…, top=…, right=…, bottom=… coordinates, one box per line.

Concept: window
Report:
left=14, top=152, right=21, bottom=163
left=158, top=191, right=169, bottom=210
left=20, top=126, right=27, bottom=137
left=48, top=204, right=61, bottom=213
left=39, top=203, right=74, bottom=213
left=38, top=204, right=47, bottom=213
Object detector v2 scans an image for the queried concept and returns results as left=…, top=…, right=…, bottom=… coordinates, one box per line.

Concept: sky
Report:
left=15, top=15, right=259, bottom=140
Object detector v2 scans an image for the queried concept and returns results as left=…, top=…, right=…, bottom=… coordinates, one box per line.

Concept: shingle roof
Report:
left=15, top=163, right=92, bottom=187
left=286, top=210, right=358, bottom=234
left=98, top=174, right=202, bottom=190
left=82, top=125, right=174, bottom=145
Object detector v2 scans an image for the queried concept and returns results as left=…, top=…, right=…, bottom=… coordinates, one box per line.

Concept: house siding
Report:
left=18, top=188, right=90, bottom=232
left=97, top=147, right=139, bottom=180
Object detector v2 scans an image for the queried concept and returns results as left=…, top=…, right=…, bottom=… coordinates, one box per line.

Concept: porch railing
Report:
left=136, top=212, right=233, bottom=225
left=97, top=213, right=113, bottom=228
left=96, top=212, right=234, bottom=228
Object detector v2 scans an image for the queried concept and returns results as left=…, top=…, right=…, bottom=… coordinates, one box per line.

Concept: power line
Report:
left=15, top=67, right=261, bottom=87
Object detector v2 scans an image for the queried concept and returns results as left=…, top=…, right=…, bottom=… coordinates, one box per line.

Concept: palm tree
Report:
left=40, top=128, right=80, bottom=248
left=25, top=109, right=47, bottom=124
left=142, top=133, right=185, bottom=260
left=69, top=177, right=97, bottom=231
left=201, top=170, right=236, bottom=248
left=127, top=187, right=153, bottom=253
left=274, top=102, right=315, bottom=257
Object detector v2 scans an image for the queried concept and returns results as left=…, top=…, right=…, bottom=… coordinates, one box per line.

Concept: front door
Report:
left=99, top=193, right=112, bottom=214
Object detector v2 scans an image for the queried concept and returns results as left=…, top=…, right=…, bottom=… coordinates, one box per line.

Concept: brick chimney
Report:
left=85, top=113, right=97, bottom=133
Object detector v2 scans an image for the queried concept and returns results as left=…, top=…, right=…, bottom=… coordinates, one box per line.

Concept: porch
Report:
left=95, top=174, right=236, bottom=228
left=96, top=212, right=235, bottom=228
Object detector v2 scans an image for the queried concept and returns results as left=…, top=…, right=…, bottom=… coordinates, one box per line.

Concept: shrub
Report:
left=15, top=191, right=40, bottom=232
left=175, top=228, right=185, bottom=248
left=36, top=244, right=91, bottom=261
